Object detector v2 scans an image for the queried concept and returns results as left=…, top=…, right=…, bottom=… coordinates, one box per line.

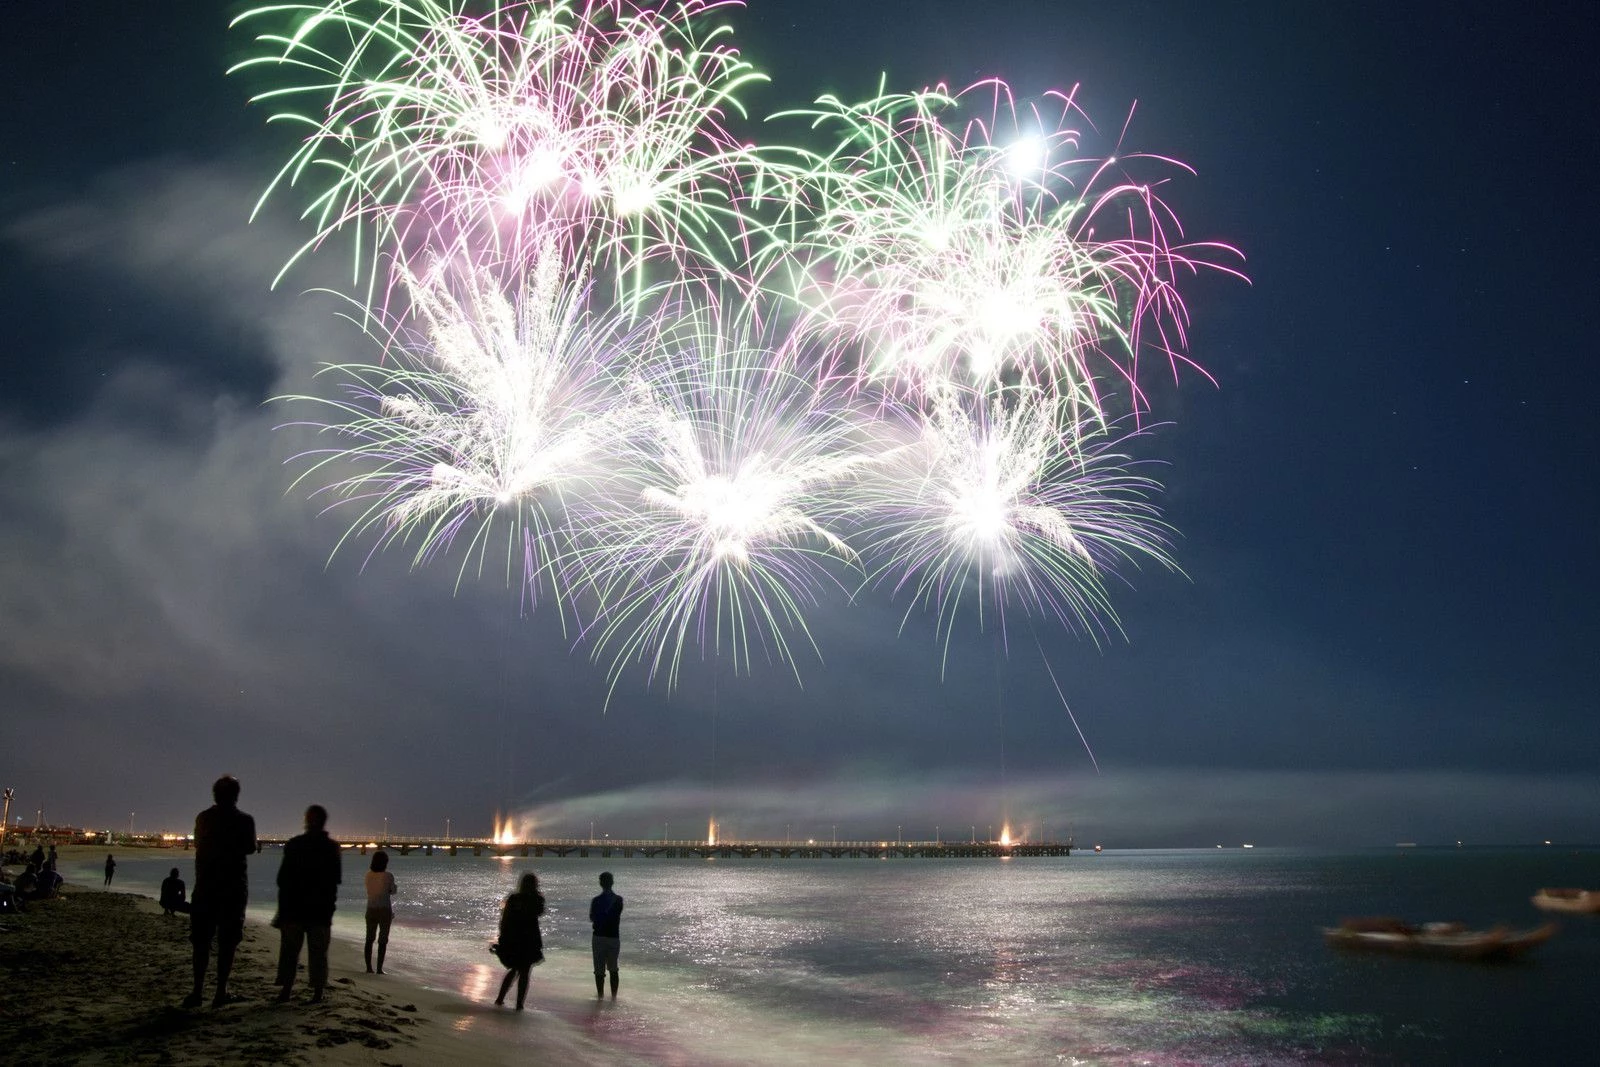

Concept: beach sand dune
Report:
left=0, top=881, right=542, bottom=1066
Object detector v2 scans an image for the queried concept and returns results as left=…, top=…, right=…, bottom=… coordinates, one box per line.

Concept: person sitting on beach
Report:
left=160, top=868, right=190, bottom=916
left=14, top=862, right=40, bottom=903
left=274, top=804, right=342, bottom=1004
left=492, top=872, right=545, bottom=1010
left=364, top=850, right=397, bottom=974
left=185, top=774, right=259, bottom=1010
left=15, top=861, right=58, bottom=902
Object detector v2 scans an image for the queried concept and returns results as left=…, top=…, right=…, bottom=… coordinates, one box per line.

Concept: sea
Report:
left=64, top=846, right=1600, bottom=1065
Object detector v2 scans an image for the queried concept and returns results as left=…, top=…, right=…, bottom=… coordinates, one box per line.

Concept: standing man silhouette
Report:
left=274, top=804, right=342, bottom=1003
left=185, top=775, right=259, bottom=1009
left=589, top=871, right=624, bottom=999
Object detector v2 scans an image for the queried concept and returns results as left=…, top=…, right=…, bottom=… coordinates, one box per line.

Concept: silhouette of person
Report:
left=493, top=872, right=545, bottom=1010
left=274, top=804, right=342, bottom=1004
left=590, top=871, right=623, bottom=999
left=160, top=868, right=189, bottom=915
left=28, top=844, right=44, bottom=869
left=185, top=774, right=259, bottom=1009
left=364, top=850, right=397, bottom=974
left=46, top=845, right=57, bottom=872
left=103, top=854, right=116, bottom=887
left=15, top=862, right=41, bottom=902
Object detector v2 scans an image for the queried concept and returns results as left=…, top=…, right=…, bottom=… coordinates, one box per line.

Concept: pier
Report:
left=242, top=836, right=1074, bottom=859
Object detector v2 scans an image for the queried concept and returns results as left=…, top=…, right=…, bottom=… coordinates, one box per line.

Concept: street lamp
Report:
left=445, top=817, right=451, bottom=842
left=383, top=816, right=388, bottom=841
left=832, top=824, right=837, bottom=845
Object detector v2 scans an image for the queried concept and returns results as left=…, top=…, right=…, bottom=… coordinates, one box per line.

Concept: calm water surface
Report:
left=78, top=847, right=1600, bottom=1065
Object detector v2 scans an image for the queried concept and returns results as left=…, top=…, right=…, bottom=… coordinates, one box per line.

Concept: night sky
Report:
left=3, top=1, right=1596, bottom=847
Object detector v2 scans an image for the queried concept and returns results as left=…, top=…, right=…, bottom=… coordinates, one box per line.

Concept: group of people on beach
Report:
left=179, top=774, right=623, bottom=1012
left=179, top=778, right=388, bottom=1007
left=488, top=867, right=624, bottom=1010
left=1, top=843, right=64, bottom=910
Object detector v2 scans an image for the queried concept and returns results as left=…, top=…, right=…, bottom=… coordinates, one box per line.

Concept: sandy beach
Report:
left=0, top=856, right=553, bottom=1067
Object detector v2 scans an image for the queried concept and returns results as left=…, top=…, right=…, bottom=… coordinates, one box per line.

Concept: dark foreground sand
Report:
left=0, top=878, right=555, bottom=1066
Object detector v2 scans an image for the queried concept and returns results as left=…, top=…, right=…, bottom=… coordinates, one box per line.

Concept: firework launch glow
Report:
left=237, top=0, right=1242, bottom=692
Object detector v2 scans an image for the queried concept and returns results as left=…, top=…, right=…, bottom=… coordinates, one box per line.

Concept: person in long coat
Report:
left=493, top=872, right=545, bottom=1010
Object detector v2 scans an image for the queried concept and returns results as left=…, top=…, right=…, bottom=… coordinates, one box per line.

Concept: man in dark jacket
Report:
left=589, top=871, right=624, bottom=999
left=274, top=804, right=342, bottom=1003
left=185, top=775, right=259, bottom=1009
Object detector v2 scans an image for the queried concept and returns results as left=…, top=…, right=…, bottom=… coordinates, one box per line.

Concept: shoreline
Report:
left=0, top=875, right=567, bottom=1066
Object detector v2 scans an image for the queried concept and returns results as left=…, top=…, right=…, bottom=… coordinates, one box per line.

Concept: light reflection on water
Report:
left=70, top=847, right=1600, bottom=1065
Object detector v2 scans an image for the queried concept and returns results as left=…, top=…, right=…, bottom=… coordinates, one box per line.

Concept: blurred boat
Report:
left=1531, top=888, right=1600, bottom=913
left=1322, top=917, right=1556, bottom=961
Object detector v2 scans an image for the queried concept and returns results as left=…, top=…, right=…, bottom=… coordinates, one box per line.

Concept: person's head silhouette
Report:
left=212, top=776, right=241, bottom=807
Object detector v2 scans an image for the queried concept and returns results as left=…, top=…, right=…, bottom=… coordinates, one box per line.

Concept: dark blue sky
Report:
left=3, top=1, right=1596, bottom=846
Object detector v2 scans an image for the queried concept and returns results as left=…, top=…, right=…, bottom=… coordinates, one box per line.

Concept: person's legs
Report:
left=376, top=910, right=392, bottom=973
left=495, top=967, right=515, bottom=1006
left=595, top=937, right=621, bottom=998
left=275, top=921, right=306, bottom=999
left=186, top=913, right=214, bottom=1008
left=515, top=964, right=530, bottom=1009
left=307, top=924, right=332, bottom=1000
left=215, top=914, right=245, bottom=1007
left=364, top=909, right=378, bottom=972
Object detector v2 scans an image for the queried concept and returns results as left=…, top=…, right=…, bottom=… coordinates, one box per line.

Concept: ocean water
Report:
left=74, top=846, right=1600, bottom=1065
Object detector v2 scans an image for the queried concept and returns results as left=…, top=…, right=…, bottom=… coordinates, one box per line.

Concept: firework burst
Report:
left=281, top=245, right=647, bottom=609
left=771, top=81, right=1240, bottom=428
left=579, top=307, right=896, bottom=689
left=231, top=0, right=769, bottom=307
left=236, top=5, right=1241, bottom=693
left=860, top=385, right=1177, bottom=660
